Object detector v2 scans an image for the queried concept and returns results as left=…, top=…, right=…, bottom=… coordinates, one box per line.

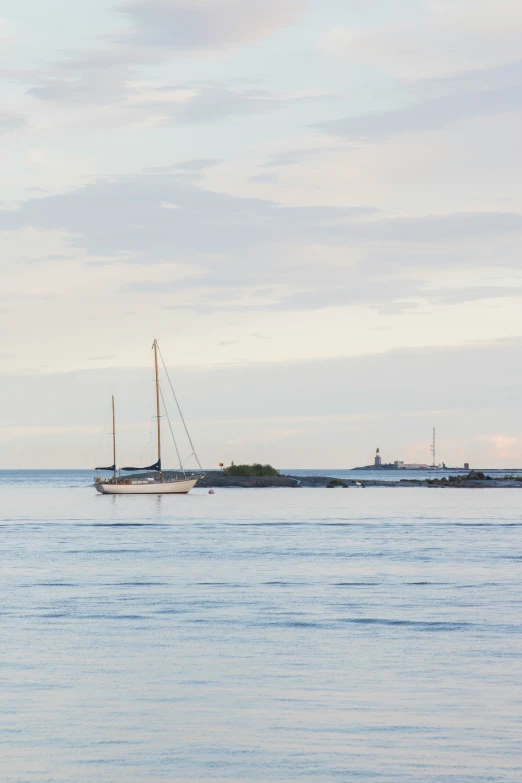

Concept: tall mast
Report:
left=111, top=395, right=116, bottom=480
left=431, top=427, right=436, bottom=467
left=153, top=339, right=162, bottom=475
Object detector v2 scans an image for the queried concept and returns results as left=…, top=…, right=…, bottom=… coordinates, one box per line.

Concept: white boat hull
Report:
left=95, top=478, right=198, bottom=495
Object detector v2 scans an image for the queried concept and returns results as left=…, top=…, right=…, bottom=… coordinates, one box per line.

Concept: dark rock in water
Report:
left=198, top=474, right=300, bottom=488
left=326, top=479, right=348, bottom=488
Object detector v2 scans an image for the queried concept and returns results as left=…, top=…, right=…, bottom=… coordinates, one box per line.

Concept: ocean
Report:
left=1, top=471, right=521, bottom=782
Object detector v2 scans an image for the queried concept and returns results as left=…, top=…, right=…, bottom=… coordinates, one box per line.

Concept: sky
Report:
left=1, top=0, right=522, bottom=469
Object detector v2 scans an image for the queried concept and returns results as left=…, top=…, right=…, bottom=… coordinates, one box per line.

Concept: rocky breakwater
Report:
left=198, top=473, right=351, bottom=488
left=198, top=472, right=393, bottom=488
left=424, top=471, right=522, bottom=488
left=198, top=473, right=301, bottom=488
left=197, top=470, right=522, bottom=489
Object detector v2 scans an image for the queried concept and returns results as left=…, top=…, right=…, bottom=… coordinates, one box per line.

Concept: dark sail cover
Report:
left=95, top=464, right=115, bottom=472
left=122, top=460, right=161, bottom=472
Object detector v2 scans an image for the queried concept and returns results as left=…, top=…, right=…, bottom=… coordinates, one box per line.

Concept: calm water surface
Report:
left=1, top=472, right=521, bottom=782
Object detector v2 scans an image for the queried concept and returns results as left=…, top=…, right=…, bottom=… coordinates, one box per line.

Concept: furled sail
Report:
left=121, top=460, right=161, bottom=472
left=95, top=464, right=116, bottom=472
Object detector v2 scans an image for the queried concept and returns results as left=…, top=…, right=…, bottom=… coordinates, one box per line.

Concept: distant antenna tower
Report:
left=431, top=427, right=436, bottom=467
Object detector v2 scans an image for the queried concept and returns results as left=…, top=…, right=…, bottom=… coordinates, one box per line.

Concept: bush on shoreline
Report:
left=225, top=462, right=279, bottom=477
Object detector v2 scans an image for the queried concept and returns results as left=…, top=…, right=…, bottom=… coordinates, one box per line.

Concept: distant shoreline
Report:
left=352, top=466, right=468, bottom=472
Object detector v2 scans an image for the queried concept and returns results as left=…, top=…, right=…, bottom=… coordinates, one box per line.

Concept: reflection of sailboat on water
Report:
left=94, top=339, right=203, bottom=495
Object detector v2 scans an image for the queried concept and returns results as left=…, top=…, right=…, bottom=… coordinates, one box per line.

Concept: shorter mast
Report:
left=112, top=395, right=117, bottom=480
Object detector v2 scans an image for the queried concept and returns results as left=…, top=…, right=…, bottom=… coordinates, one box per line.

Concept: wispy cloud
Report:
left=9, top=0, right=307, bottom=122
left=118, top=0, right=305, bottom=54
left=0, top=110, right=27, bottom=133
left=2, top=167, right=521, bottom=316
left=322, top=1, right=522, bottom=79
left=319, top=83, right=522, bottom=140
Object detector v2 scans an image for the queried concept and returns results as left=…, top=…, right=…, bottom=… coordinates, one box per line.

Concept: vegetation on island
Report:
left=225, top=462, right=279, bottom=477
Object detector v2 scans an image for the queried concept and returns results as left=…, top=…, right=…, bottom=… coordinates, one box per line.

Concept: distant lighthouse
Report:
left=375, top=448, right=382, bottom=468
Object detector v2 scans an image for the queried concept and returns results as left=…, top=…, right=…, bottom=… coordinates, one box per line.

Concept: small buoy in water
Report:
left=209, top=489, right=215, bottom=495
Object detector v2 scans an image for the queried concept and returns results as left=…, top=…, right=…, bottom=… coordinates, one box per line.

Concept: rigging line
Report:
left=159, top=385, right=185, bottom=477
left=148, top=347, right=155, bottom=465
left=157, top=343, right=202, bottom=470
left=94, top=398, right=112, bottom=468
left=148, top=409, right=154, bottom=465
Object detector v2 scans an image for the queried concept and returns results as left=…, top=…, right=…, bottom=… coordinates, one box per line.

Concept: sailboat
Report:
left=94, top=339, right=202, bottom=495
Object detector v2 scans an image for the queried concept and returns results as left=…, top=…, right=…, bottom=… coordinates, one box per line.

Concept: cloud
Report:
left=20, top=0, right=305, bottom=88
left=2, top=168, right=522, bottom=316
left=355, top=212, right=522, bottom=243
left=276, top=282, right=522, bottom=313
left=27, top=66, right=131, bottom=106
left=427, top=286, right=522, bottom=306
left=12, top=0, right=307, bottom=121
left=0, top=169, right=375, bottom=266
left=132, top=82, right=284, bottom=123
left=28, top=73, right=289, bottom=126
left=478, top=433, right=519, bottom=459
left=146, top=158, right=224, bottom=184
left=319, top=83, right=522, bottom=140
left=166, top=279, right=522, bottom=315
left=159, top=158, right=223, bottom=172
left=359, top=235, right=522, bottom=276
left=318, top=55, right=522, bottom=141
left=260, top=148, right=324, bottom=168
left=118, top=0, right=305, bottom=53
left=322, top=1, right=522, bottom=79
left=3, top=337, right=522, bottom=426
left=0, top=110, right=27, bottom=133
left=249, top=173, right=279, bottom=184
left=253, top=279, right=423, bottom=313
left=415, top=58, right=522, bottom=98
left=1, top=173, right=520, bottom=265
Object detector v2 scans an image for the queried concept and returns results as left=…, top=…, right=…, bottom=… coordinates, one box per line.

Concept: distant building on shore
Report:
left=355, top=448, right=470, bottom=471
left=358, top=449, right=415, bottom=470
left=394, top=460, right=431, bottom=469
